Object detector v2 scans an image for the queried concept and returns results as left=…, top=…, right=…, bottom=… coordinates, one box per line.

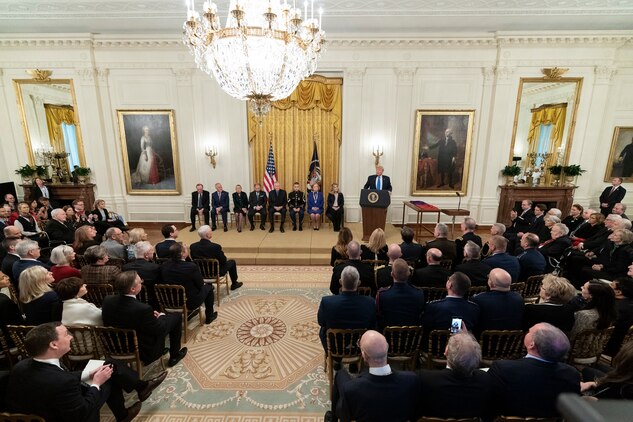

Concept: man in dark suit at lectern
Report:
left=363, top=165, right=392, bottom=192
left=599, top=177, right=626, bottom=217
left=190, top=183, right=210, bottom=232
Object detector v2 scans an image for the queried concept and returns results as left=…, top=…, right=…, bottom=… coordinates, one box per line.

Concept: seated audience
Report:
left=122, top=241, right=161, bottom=310
left=375, top=244, right=403, bottom=289
left=91, top=198, right=126, bottom=238
left=330, top=241, right=374, bottom=295
left=472, top=268, right=524, bottom=334
left=612, top=202, right=628, bottom=219
left=604, top=275, right=633, bottom=355
left=454, top=217, right=482, bottom=267
left=562, top=204, right=585, bottom=232
left=580, top=214, right=622, bottom=252
left=326, top=330, right=420, bottom=422
left=161, top=242, right=218, bottom=324
left=1, top=237, right=21, bottom=289
left=399, top=226, right=423, bottom=266
left=232, top=184, right=249, bottom=233
left=12, top=239, right=49, bottom=285
left=517, top=233, right=546, bottom=281
left=522, top=275, right=577, bottom=332
left=417, top=332, right=491, bottom=419
left=539, top=222, right=572, bottom=272
left=44, top=208, right=75, bottom=245
left=72, top=224, right=99, bottom=255
left=127, top=227, right=148, bottom=260
left=102, top=271, right=187, bottom=366
left=581, top=341, right=633, bottom=399
left=570, top=281, right=617, bottom=344
left=547, top=208, right=562, bottom=219
left=6, top=322, right=167, bottom=421
left=325, top=183, right=344, bottom=232
left=360, top=228, right=388, bottom=261
left=49, top=244, right=81, bottom=283
left=376, top=258, right=424, bottom=329
left=572, top=211, right=604, bottom=243
left=483, top=223, right=506, bottom=257
left=454, top=241, right=491, bottom=286
left=411, top=248, right=451, bottom=287
left=307, top=183, right=324, bottom=230
left=488, top=323, right=580, bottom=417
left=540, top=214, right=561, bottom=243
left=55, top=277, right=103, bottom=326
left=424, top=223, right=456, bottom=262
left=330, top=227, right=353, bottom=267
left=13, top=201, right=47, bottom=246
left=577, top=228, right=633, bottom=285
left=190, top=225, right=243, bottom=290
left=155, top=224, right=179, bottom=258
left=80, top=245, right=121, bottom=285
left=19, top=266, right=60, bottom=325
left=101, top=227, right=127, bottom=260
left=483, top=235, right=520, bottom=282
left=422, top=272, right=480, bottom=333
left=247, top=183, right=267, bottom=231
left=318, top=266, right=376, bottom=350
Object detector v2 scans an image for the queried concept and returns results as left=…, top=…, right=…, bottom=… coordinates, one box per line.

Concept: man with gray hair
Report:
left=122, top=241, right=161, bottom=310
left=12, top=239, right=49, bottom=285
left=376, top=258, right=424, bottom=329
left=375, top=243, right=403, bottom=288
left=424, top=223, right=456, bottom=262
left=329, top=241, right=374, bottom=295
left=190, top=225, right=242, bottom=290
left=489, top=323, right=580, bottom=417
left=472, top=268, right=524, bottom=334
left=318, top=266, right=376, bottom=351
left=411, top=248, right=451, bottom=287
left=101, top=227, right=127, bottom=260
left=325, top=330, right=420, bottom=422
left=547, top=208, right=562, bottom=219
left=455, top=241, right=492, bottom=286
left=417, top=333, right=491, bottom=419
left=44, top=208, right=75, bottom=245
left=454, top=217, right=482, bottom=267
left=612, top=203, right=628, bottom=220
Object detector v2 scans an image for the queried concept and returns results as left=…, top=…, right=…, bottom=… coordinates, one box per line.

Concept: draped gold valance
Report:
left=247, top=76, right=343, bottom=194
left=44, top=103, right=75, bottom=154
left=526, top=102, right=567, bottom=160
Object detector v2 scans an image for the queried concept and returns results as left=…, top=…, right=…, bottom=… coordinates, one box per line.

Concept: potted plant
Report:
left=501, top=164, right=521, bottom=185
left=15, top=164, right=38, bottom=184
left=548, top=164, right=563, bottom=186
left=563, top=164, right=585, bottom=186
left=74, top=167, right=91, bottom=184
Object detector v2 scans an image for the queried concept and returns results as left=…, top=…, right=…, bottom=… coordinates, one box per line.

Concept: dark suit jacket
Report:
left=360, top=244, right=388, bottom=262
left=417, top=368, right=491, bottom=419
left=211, top=190, right=229, bottom=211
left=248, top=191, right=267, bottom=209
left=363, top=174, right=392, bottom=192
left=471, top=290, right=524, bottom=333
left=488, top=357, right=581, bottom=417
left=400, top=241, right=424, bottom=264
left=522, top=303, right=576, bottom=332
left=160, top=260, right=207, bottom=309
left=267, top=189, right=287, bottom=209
left=102, top=294, right=173, bottom=363
left=539, top=236, right=572, bottom=271
left=605, top=298, right=633, bottom=355
left=376, top=282, right=424, bottom=328
left=483, top=253, right=520, bottom=282
left=122, top=259, right=161, bottom=309
left=411, top=265, right=451, bottom=288
left=599, top=186, right=626, bottom=214
left=191, top=190, right=210, bottom=210
left=517, top=247, right=546, bottom=281
left=45, top=219, right=76, bottom=244
left=190, top=238, right=228, bottom=267
left=232, top=191, right=248, bottom=212
left=339, top=371, right=420, bottom=422
left=454, top=260, right=492, bottom=286
left=422, top=296, right=480, bottom=332
left=583, top=226, right=611, bottom=251
left=424, top=238, right=457, bottom=262
left=454, top=232, right=482, bottom=265
left=317, top=291, right=376, bottom=349
left=528, top=215, right=549, bottom=241
left=375, top=264, right=394, bottom=289
left=30, top=186, right=52, bottom=203
left=23, top=290, right=60, bottom=325
left=2, top=253, right=20, bottom=288
left=8, top=359, right=105, bottom=422
left=326, top=192, right=344, bottom=209
left=330, top=260, right=375, bottom=295
left=155, top=238, right=177, bottom=259
left=12, top=259, right=49, bottom=285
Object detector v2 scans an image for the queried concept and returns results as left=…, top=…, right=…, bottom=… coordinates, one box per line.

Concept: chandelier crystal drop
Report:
left=183, top=0, right=326, bottom=119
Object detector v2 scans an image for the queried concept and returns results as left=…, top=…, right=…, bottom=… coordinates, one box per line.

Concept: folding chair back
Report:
left=383, top=325, right=423, bottom=370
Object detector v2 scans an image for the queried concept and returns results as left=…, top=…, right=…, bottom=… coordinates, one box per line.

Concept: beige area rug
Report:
left=102, top=266, right=332, bottom=421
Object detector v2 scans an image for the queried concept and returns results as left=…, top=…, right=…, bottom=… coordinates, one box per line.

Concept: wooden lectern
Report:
left=360, top=189, right=391, bottom=241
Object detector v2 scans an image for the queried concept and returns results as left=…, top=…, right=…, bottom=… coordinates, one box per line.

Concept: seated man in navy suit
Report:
left=376, top=258, right=424, bottom=329
left=483, top=235, right=520, bottom=282
left=488, top=323, right=581, bottom=418
left=318, top=266, right=376, bottom=351
left=454, top=241, right=492, bottom=286
left=517, top=233, right=546, bottom=281
left=211, top=183, right=230, bottom=232
left=12, top=239, right=49, bottom=287
left=190, top=225, right=243, bottom=290
left=330, top=241, right=375, bottom=296
left=471, top=268, right=524, bottom=335
left=422, top=271, right=480, bottom=333
left=399, top=226, right=423, bottom=267
left=411, top=248, right=451, bottom=287
left=154, top=224, right=179, bottom=259
left=325, top=330, right=420, bottom=422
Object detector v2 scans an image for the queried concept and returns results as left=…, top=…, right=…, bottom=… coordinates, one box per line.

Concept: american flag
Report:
left=263, top=142, right=277, bottom=193
left=307, top=140, right=321, bottom=190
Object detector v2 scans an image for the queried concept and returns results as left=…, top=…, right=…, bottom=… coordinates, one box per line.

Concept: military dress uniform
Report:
left=288, top=190, right=306, bottom=231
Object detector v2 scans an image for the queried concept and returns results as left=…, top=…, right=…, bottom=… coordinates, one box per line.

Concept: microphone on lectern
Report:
left=455, top=191, right=462, bottom=210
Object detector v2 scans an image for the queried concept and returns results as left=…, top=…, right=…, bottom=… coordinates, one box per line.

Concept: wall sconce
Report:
left=372, top=145, right=383, bottom=166
left=205, top=145, right=218, bottom=168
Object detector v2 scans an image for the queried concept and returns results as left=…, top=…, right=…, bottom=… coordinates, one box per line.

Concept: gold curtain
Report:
left=247, top=75, right=342, bottom=194
left=44, top=104, right=75, bottom=153
left=526, top=102, right=567, bottom=159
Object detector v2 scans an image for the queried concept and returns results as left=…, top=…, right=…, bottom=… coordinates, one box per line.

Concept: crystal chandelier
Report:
left=183, top=0, right=325, bottom=119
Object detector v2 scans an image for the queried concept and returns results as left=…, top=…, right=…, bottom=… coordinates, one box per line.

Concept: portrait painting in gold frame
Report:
left=604, top=127, right=633, bottom=182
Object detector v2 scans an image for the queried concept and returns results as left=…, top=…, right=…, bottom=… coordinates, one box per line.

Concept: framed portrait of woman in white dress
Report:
left=117, top=110, right=181, bottom=195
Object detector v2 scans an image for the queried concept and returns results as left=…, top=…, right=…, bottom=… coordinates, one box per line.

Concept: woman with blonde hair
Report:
left=127, top=227, right=148, bottom=260
left=19, top=266, right=60, bottom=325
left=49, top=244, right=81, bottom=283
left=522, top=274, right=577, bottom=332
left=72, top=225, right=99, bottom=255
left=361, top=228, right=388, bottom=261
left=325, top=183, right=344, bottom=232
left=330, top=227, right=353, bottom=266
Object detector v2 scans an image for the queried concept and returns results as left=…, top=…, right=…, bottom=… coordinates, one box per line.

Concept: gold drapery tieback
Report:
left=526, top=102, right=567, bottom=161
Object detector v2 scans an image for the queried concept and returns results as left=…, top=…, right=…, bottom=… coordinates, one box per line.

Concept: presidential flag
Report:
left=307, top=141, right=321, bottom=190
left=263, top=142, right=277, bottom=193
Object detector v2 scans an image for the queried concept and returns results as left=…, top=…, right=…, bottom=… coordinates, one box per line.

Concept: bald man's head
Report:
left=359, top=330, right=389, bottom=367
left=488, top=268, right=511, bottom=291
left=426, top=248, right=442, bottom=264
left=347, top=241, right=361, bottom=260
left=386, top=244, right=402, bottom=262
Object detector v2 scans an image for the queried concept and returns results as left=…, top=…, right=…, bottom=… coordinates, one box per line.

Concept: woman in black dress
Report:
left=232, top=184, right=248, bottom=233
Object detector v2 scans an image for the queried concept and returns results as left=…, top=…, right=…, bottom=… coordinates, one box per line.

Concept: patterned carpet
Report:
left=102, top=266, right=332, bottom=421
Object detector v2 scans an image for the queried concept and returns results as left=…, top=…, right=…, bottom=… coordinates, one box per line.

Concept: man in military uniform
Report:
left=288, top=182, right=306, bottom=231
left=454, top=217, right=482, bottom=266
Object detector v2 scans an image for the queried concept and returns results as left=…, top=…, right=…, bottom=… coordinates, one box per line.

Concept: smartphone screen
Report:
left=450, top=317, right=462, bottom=335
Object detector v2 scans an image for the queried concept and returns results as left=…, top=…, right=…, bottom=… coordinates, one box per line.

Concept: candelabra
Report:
left=526, top=152, right=552, bottom=186
left=205, top=146, right=217, bottom=168
left=373, top=145, right=383, bottom=166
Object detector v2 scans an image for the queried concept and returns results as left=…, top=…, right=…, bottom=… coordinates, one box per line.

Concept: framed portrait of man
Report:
left=604, top=127, right=633, bottom=182
left=117, top=110, right=181, bottom=195
left=411, top=110, right=475, bottom=196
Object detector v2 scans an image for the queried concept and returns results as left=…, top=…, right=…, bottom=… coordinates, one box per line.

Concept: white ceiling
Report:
left=0, top=0, right=632, bottom=36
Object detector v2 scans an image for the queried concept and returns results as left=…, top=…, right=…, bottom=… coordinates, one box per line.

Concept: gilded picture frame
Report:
left=604, top=126, right=633, bottom=182
left=411, top=110, right=475, bottom=196
left=117, top=110, right=181, bottom=195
